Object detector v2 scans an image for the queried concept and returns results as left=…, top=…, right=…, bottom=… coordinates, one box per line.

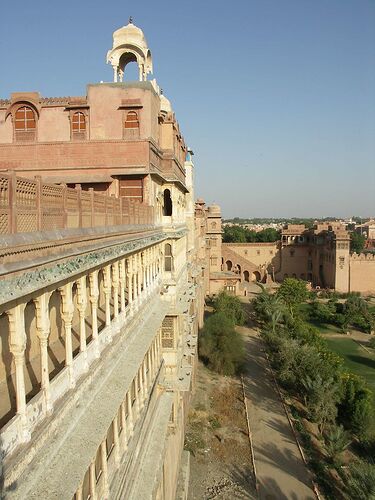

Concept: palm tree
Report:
left=324, top=425, right=351, bottom=466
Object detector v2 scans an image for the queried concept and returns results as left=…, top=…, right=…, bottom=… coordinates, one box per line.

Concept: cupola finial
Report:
left=129, top=16, right=133, bottom=24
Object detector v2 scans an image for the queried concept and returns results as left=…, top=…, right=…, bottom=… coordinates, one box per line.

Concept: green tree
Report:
left=198, top=312, right=245, bottom=376
left=252, top=287, right=285, bottom=326
left=222, top=225, right=247, bottom=243
left=256, top=228, right=280, bottom=242
left=277, top=278, right=308, bottom=318
left=350, top=232, right=366, bottom=254
left=301, top=374, right=339, bottom=433
left=338, top=373, right=373, bottom=438
left=213, top=291, right=245, bottom=326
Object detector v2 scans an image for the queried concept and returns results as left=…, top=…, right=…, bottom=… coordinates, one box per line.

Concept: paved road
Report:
left=240, top=326, right=316, bottom=500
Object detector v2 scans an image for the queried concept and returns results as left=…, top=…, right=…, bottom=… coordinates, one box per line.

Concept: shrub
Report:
left=213, top=291, right=245, bottom=326
left=324, top=425, right=351, bottom=466
left=347, top=460, right=375, bottom=499
left=199, top=312, right=245, bottom=376
left=338, top=373, right=373, bottom=439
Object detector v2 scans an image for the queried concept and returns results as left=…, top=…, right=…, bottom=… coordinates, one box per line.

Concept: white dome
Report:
left=160, top=94, right=172, bottom=113
left=113, top=21, right=148, bottom=51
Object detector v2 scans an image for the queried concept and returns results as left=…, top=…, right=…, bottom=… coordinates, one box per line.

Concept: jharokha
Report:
left=0, top=19, right=374, bottom=500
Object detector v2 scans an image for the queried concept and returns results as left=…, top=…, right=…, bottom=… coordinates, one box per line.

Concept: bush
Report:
left=347, top=460, right=375, bottom=499
left=199, top=312, right=245, bottom=376
left=213, top=291, right=245, bottom=326
left=338, top=373, right=373, bottom=439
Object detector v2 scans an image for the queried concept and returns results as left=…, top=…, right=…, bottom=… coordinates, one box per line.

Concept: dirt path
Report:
left=240, top=326, right=316, bottom=500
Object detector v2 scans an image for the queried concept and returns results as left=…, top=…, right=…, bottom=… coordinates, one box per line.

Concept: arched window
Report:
left=14, top=106, right=36, bottom=141
left=125, top=111, right=139, bottom=129
left=164, top=243, right=173, bottom=272
left=72, top=112, right=86, bottom=133
left=163, top=189, right=172, bottom=216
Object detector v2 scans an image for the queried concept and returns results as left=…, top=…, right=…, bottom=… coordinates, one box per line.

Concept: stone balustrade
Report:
left=0, top=241, right=164, bottom=460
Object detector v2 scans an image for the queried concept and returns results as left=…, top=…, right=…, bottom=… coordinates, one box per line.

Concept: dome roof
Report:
left=208, top=204, right=221, bottom=215
left=160, top=93, right=172, bottom=114
left=113, top=20, right=148, bottom=50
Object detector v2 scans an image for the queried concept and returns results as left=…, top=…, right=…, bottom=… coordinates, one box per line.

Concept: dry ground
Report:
left=186, top=362, right=256, bottom=500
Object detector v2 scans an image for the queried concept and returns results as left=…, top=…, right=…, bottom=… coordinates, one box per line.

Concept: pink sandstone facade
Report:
left=203, top=215, right=375, bottom=296
left=0, top=20, right=211, bottom=500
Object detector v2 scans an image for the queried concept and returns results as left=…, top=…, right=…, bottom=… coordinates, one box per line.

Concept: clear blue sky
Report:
left=1, top=0, right=374, bottom=218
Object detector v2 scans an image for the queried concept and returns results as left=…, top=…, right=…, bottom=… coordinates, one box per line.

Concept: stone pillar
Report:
left=76, top=276, right=88, bottom=357
left=134, top=376, right=140, bottom=416
left=59, top=283, right=75, bottom=387
left=119, top=259, right=126, bottom=315
left=113, top=65, right=118, bottom=83
left=100, top=440, right=109, bottom=496
left=103, top=265, right=112, bottom=327
left=137, top=253, right=142, bottom=300
left=113, top=416, right=120, bottom=466
left=147, top=350, right=152, bottom=388
left=127, top=258, right=133, bottom=313
left=75, top=485, right=83, bottom=500
left=34, top=292, right=53, bottom=413
left=89, top=462, right=97, bottom=500
left=120, top=401, right=127, bottom=452
left=112, top=261, right=119, bottom=319
left=88, top=271, right=99, bottom=348
left=132, top=256, right=138, bottom=308
left=7, top=303, right=30, bottom=441
left=142, top=358, right=148, bottom=399
left=142, top=252, right=147, bottom=293
left=126, top=391, right=134, bottom=436
left=139, top=365, right=145, bottom=409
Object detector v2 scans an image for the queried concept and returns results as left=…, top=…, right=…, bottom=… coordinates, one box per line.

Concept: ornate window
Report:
left=124, top=110, right=140, bottom=138
left=164, top=243, right=173, bottom=272
left=125, top=111, right=139, bottom=128
left=71, top=111, right=86, bottom=140
left=14, top=106, right=36, bottom=141
left=161, top=316, right=175, bottom=349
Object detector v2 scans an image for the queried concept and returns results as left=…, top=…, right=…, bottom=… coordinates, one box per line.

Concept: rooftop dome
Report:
left=113, top=19, right=149, bottom=51
left=160, top=93, right=172, bottom=114
left=107, top=18, right=153, bottom=82
left=208, top=204, right=221, bottom=215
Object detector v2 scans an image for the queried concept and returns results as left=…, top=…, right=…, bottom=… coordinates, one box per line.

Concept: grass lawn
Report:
left=324, top=336, right=375, bottom=404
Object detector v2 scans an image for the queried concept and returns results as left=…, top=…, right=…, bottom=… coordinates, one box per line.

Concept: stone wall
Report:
left=350, top=253, right=375, bottom=294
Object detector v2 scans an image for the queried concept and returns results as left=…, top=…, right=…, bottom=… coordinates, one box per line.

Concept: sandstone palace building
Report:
left=0, top=20, right=209, bottom=499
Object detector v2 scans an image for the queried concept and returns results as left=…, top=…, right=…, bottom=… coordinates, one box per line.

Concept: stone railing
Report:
left=0, top=172, right=154, bottom=234
left=0, top=240, right=164, bottom=464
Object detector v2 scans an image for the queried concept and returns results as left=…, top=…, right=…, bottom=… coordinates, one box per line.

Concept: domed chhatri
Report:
left=106, top=17, right=153, bottom=82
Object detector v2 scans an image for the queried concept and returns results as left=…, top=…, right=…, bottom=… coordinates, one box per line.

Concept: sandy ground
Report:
left=186, top=363, right=256, bottom=500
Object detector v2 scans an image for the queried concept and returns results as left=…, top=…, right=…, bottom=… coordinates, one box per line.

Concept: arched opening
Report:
left=252, top=271, right=261, bottom=282
left=243, top=270, right=250, bottom=282
left=119, top=53, right=139, bottom=81
left=14, top=105, right=36, bottom=141
left=24, top=300, right=41, bottom=403
left=0, top=312, right=16, bottom=428
left=125, top=111, right=139, bottom=129
left=237, top=264, right=241, bottom=275
left=226, top=260, right=232, bottom=271
left=163, top=189, right=172, bottom=216
left=72, top=112, right=86, bottom=136
left=164, top=243, right=173, bottom=272
left=48, top=290, right=65, bottom=381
